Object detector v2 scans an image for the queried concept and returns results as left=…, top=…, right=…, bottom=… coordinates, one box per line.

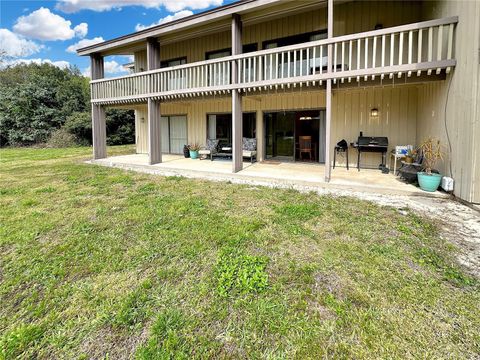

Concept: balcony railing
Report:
left=91, top=16, right=457, bottom=104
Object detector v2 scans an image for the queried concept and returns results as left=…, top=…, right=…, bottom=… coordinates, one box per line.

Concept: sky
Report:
left=1, top=0, right=236, bottom=77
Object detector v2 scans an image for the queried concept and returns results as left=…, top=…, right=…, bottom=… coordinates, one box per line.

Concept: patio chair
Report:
left=297, top=136, right=314, bottom=161
left=242, top=137, right=257, bottom=163
left=199, top=139, right=219, bottom=161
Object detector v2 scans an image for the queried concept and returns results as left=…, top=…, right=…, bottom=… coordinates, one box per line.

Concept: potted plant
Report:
left=417, top=138, right=443, bottom=192
left=188, top=143, right=200, bottom=159
left=405, top=148, right=416, bottom=164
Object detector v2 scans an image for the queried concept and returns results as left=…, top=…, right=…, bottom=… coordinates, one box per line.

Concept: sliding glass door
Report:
left=160, top=115, right=188, bottom=154
left=264, top=110, right=326, bottom=163
left=265, top=112, right=295, bottom=161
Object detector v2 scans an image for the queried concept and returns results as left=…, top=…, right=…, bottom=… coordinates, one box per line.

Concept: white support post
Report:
left=90, top=53, right=106, bottom=159
left=147, top=38, right=162, bottom=164
left=325, top=0, right=333, bottom=182
left=231, top=13, right=243, bottom=173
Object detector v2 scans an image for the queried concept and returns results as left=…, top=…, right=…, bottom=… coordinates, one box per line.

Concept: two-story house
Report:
left=77, top=0, right=480, bottom=203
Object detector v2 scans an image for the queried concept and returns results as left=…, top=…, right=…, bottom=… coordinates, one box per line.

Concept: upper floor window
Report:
left=205, top=44, right=258, bottom=86
left=205, top=43, right=258, bottom=60
left=161, top=57, right=187, bottom=68
left=262, top=30, right=327, bottom=49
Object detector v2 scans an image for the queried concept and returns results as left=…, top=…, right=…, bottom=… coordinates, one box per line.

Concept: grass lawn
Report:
left=1, top=146, right=479, bottom=359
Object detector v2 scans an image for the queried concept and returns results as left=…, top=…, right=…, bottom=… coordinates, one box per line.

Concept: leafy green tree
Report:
left=106, top=109, right=135, bottom=145
left=0, top=63, right=135, bottom=147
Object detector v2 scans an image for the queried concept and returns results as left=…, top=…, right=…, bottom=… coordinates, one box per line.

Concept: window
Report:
left=207, top=113, right=256, bottom=148
left=160, top=57, right=187, bottom=90
left=160, top=57, right=187, bottom=68
left=262, top=30, right=327, bottom=49
left=262, top=30, right=327, bottom=79
left=205, top=44, right=258, bottom=60
left=205, top=45, right=258, bottom=86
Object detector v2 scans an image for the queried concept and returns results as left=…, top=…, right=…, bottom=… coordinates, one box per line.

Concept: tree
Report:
left=0, top=63, right=135, bottom=147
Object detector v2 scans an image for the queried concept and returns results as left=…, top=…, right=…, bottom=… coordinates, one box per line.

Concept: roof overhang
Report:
left=77, top=0, right=329, bottom=56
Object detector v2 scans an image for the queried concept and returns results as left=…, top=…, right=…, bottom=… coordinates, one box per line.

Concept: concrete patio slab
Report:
left=88, top=153, right=449, bottom=198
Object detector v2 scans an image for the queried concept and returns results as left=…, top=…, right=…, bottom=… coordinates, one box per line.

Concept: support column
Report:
left=256, top=109, right=264, bottom=162
left=146, top=37, right=161, bottom=70
left=325, top=80, right=332, bottom=181
left=90, top=53, right=106, bottom=159
left=325, top=0, right=334, bottom=182
left=148, top=99, right=162, bottom=164
left=146, top=37, right=162, bottom=164
left=231, top=14, right=243, bottom=173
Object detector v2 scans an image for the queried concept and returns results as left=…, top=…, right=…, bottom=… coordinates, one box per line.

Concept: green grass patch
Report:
left=215, top=248, right=269, bottom=297
left=0, top=146, right=479, bottom=359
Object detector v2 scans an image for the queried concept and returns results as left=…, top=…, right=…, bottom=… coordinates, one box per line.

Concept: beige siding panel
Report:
left=474, top=76, right=480, bottom=204
left=157, top=1, right=420, bottom=65
left=134, top=51, right=147, bottom=73
left=135, top=107, right=148, bottom=153
left=135, top=86, right=417, bottom=170
left=331, top=86, right=417, bottom=168
left=418, top=0, right=480, bottom=202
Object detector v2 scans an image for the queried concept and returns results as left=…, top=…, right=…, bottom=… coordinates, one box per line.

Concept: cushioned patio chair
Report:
left=199, top=139, right=219, bottom=161
left=242, top=137, right=257, bottom=163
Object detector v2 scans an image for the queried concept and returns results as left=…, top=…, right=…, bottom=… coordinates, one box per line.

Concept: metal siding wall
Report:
left=418, top=0, right=480, bottom=202
left=158, top=1, right=421, bottom=65
left=135, top=86, right=417, bottom=169
left=332, top=86, right=417, bottom=168
left=134, top=51, right=147, bottom=73
left=135, top=108, right=148, bottom=153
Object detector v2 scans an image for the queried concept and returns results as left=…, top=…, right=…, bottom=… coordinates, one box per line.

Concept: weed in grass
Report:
left=137, top=183, right=157, bottom=193
left=215, top=248, right=269, bottom=297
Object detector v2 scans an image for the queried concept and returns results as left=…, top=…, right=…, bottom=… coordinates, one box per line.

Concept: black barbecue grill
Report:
left=354, top=136, right=388, bottom=171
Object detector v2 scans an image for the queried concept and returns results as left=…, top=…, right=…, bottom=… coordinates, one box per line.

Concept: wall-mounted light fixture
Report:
left=299, top=116, right=312, bottom=121
left=370, top=108, right=379, bottom=117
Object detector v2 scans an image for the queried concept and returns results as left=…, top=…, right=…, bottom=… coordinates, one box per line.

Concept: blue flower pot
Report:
left=189, top=150, right=199, bottom=159
left=417, top=172, right=442, bottom=192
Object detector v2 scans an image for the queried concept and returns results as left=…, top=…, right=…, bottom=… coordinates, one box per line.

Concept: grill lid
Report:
left=357, top=136, right=388, bottom=147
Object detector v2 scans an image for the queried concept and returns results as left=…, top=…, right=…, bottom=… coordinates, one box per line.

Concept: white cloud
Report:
left=13, top=7, right=86, bottom=41
left=105, top=60, right=127, bottom=74
left=66, top=36, right=104, bottom=53
left=56, top=0, right=223, bottom=13
left=82, top=60, right=128, bottom=78
left=135, top=10, right=193, bottom=31
left=74, top=22, right=88, bottom=38
left=0, top=29, right=43, bottom=57
left=2, top=58, right=71, bottom=69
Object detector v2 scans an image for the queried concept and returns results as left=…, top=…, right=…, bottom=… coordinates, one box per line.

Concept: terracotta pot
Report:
left=405, top=156, right=414, bottom=164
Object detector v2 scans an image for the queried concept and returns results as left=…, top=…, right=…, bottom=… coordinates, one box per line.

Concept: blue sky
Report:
left=1, top=0, right=236, bottom=76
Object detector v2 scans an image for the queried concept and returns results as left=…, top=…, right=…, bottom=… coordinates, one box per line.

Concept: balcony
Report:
left=90, top=16, right=457, bottom=105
